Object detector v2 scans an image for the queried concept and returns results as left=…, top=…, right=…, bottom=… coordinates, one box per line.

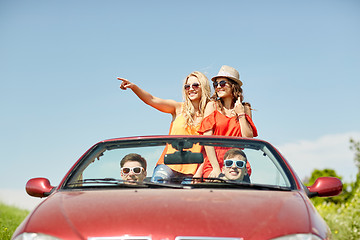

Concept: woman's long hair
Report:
left=211, top=79, right=244, bottom=114
left=182, top=71, right=211, bottom=126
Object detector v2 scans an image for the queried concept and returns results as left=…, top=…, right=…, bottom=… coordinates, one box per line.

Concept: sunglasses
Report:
left=224, top=159, right=246, bottom=168
left=184, top=82, right=200, bottom=90
left=121, top=167, right=144, bottom=175
left=213, top=80, right=228, bottom=88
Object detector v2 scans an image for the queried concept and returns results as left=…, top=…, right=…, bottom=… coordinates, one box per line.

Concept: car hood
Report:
left=23, top=188, right=323, bottom=239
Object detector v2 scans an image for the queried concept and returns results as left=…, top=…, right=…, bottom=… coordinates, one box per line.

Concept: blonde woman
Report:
left=118, top=71, right=211, bottom=182
left=197, top=65, right=258, bottom=179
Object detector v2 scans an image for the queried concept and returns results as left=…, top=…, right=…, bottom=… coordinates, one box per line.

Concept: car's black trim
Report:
left=60, top=136, right=298, bottom=190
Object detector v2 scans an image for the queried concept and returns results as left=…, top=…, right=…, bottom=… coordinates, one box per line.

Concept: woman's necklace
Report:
left=223, top=105, right=237, bottom=118
left=193, top=111, right=202, bottom=125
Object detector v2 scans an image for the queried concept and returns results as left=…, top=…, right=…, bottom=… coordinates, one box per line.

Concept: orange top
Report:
left=156, top=114, right=202, bottom=175
left=198, top=110, right=258, bottom=137
left=198, top=110, right=258, bottom=177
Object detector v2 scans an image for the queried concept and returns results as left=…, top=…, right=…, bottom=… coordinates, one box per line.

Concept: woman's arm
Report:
left=237, top=116, right=254, bottom=138
left=234, top=98, right=254, bottom=138
left=202, top=102, right=221, bottom=178
left=193, top=163, right=204, bottom=179
left=118, top=77, right=181, bottom=116
left=203, top=130, right=222, bottom=178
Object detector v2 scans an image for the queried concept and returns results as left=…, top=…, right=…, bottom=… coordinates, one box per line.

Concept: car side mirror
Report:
left=26, top=177, right=55, bottom=198
left=307, top=177, right=342, bottom=198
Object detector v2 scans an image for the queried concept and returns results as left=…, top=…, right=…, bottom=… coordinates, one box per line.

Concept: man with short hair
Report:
left=220, top=148, right=248, bottom=182
left=120, top=153, right=147, bottom=182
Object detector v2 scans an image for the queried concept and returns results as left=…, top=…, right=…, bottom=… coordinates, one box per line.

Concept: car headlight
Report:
left=271, top=234, right=323, bottom=240
left=12, top=233, right=61, bottom=240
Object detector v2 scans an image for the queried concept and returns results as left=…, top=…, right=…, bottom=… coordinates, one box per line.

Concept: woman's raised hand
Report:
left=234, top=97, right=245, bottom=114
left=117, top=77, right=135, bottom=90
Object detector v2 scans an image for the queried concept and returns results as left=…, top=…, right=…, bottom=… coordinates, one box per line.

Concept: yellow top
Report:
left=156, top=114, right=202, bottom=175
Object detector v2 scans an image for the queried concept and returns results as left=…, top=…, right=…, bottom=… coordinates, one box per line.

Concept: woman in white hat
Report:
left=118, top=71, right=211, bottom=183
left=197, top=65, right=258, bottom=179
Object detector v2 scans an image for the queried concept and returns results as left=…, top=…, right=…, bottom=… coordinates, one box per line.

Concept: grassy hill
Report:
left=314, top=182, right=360, bottom=239
left=0, top=203, right=29, bottom=240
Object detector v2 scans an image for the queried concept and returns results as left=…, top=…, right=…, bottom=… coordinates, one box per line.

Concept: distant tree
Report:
left=349, top=138, right=360, bottom=200
left=350, top=138, right=360, bottom=170
left=307, top=138, right=360, bottom=205
left=312, top=139, right=360, bottom=239
left=307, top=169, right=342, bottom=186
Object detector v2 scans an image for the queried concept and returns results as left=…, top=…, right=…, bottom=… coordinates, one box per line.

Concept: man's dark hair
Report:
left=223, top=148, right=247, bottom=162
left=120, top=153, right=147, bottom=170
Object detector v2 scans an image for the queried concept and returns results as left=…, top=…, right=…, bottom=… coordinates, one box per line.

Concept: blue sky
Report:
left=1, top=0, right=359, bottom=209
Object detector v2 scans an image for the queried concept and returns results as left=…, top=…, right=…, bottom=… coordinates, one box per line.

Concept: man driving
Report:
left=120, top=153, right=147, bottom=182
left=220, top=148, right=248, bottom=182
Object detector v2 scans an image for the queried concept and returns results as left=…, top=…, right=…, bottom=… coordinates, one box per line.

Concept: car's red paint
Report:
left=26, top=178, right=55, bottom=198
left=12, top=136, right=342, bottom=240
left=15, top=189, right=329, bottom=239
left=307, top=177, right=343, bottom=197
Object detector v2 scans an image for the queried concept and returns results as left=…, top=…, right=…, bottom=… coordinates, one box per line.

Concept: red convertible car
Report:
left=13, top=136, right=342, bottom=240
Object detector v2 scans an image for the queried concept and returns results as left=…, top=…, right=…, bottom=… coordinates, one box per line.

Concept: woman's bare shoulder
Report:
left=204, top=100, right=217, bottom=116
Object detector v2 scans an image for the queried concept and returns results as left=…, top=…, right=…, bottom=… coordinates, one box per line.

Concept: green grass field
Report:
left=314, top=187, right=360, bottom=240
left=0, top=202, right=29, bottom=240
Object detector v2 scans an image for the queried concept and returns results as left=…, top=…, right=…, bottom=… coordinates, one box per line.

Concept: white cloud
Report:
left=0, top=189, right=44, bottom=211
left=277, top=131, right=360, bottom=183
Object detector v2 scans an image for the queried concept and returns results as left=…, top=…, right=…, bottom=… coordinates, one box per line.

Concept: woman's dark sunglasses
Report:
left=121, top=167, right=144, bottom=174
left=184, top=83, right=200, bottom=90
left=213, top=80, right=228, bottom=88
left=224, top=159, right=246, bottom=168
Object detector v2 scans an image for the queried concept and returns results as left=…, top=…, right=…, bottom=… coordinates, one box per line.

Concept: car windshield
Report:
left=63, top=136, right=295, bottom=190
